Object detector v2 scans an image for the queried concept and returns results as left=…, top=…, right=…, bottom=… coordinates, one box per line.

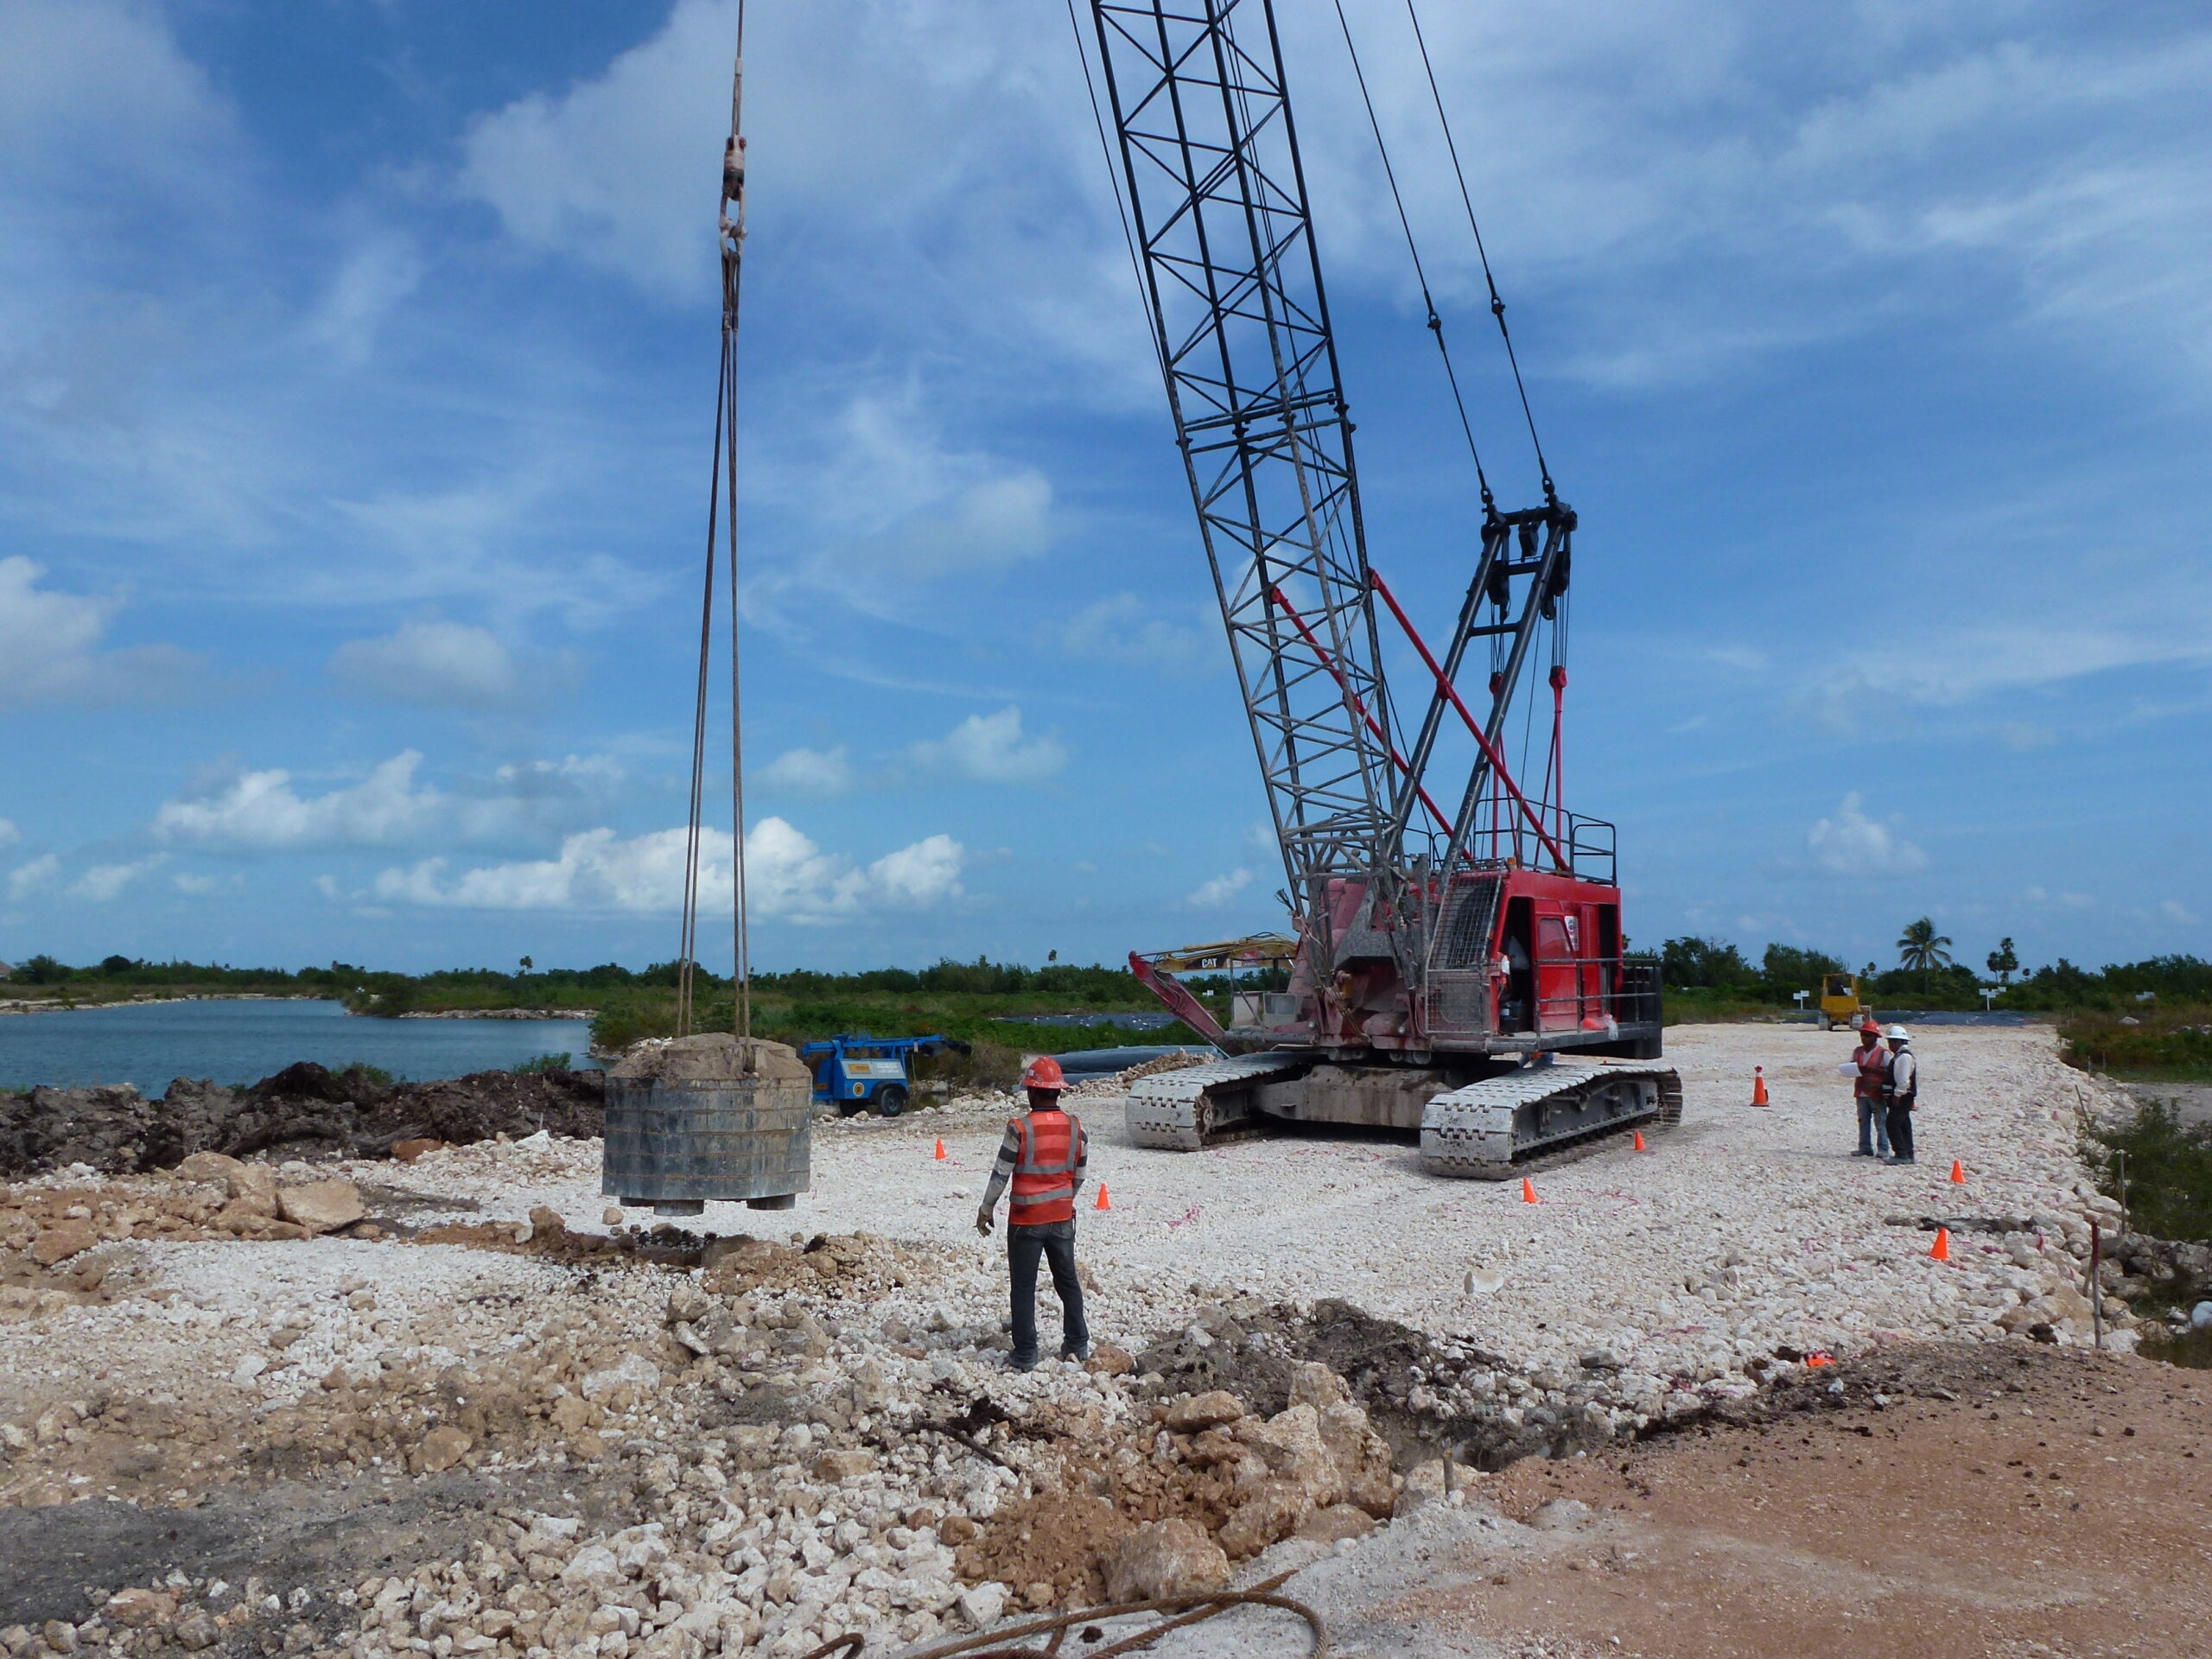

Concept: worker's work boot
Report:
left=1885, top=1154, right=1916, bottom=1166
left=1007, top=1353, right=1039, bottom=1373
left=1061, top=1340, right=1091, bottom=1363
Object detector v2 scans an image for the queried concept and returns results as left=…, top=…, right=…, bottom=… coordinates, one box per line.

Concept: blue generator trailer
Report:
left=798, top=1033, right=968, bottom=1117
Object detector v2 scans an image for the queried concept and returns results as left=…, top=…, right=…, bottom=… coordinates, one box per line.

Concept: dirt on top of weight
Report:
left=0, top=1063, right=605, bottom=1179
left=606, top=1033, right=809, bottom=1084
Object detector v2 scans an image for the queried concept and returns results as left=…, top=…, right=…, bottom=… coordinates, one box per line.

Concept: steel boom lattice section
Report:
left=1090, top=0, right=1396, bottom=933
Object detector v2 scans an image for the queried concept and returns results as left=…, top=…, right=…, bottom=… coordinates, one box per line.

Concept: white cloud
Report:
left=908, top=707, right=1066, bottom=785
left=0, top=557, right=198, bottom=708
left=303, top=234, right=423, bottom=368
left=0, top=0, right=235, bottom=230
left=1189, top=868, right=1254, bottom=908
left=453, top=0, right=1141, bottom=380
left=327, top=620, right=520, bottom=707
left=1808, top=793, right=1927, bottom=876
left=2159, top=899, right=2198, bottom=925
left=0, top=819, right=16, bottom=849
left=460, top=753, right=627, bottom=841
left=8, top=854, right=60, bottom=900
left=173, top=870, right=239, bottom=895
left=1803, top=584, right=2212, bottom=730
left=771, top=390, right=1056, bottom=612
left=455, top=0, right=741, bottom=302
left=155, top=753, right=445, bottom=850
left=759, top=746, right=855, bottom=798
left=71, top=854, right=166, bottom=902
left=371, top=817, right=963, bottom=925
left=151, top=750, right=626, bottom=852
left=1061, top=594, right=1212, bottom=671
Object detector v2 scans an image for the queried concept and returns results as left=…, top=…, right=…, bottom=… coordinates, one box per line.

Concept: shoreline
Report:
left=0, top=993, right=335, bottom=1016
left=0, top=995, right=594, bottom=1021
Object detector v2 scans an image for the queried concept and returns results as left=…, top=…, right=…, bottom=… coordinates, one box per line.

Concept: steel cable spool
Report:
left=602, top=1033, right=811, bottom=1215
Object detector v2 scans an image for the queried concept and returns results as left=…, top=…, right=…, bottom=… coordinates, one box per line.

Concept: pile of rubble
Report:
left=1065, top=1051, right=1209, bottom=1102
left=0, top=1065, right=605, bottom=1179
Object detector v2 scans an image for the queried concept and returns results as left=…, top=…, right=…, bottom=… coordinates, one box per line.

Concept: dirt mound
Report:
left=955, top=1491, right=1135, bottom=1608
left=0, top=1065, right=605, bottom=1178
left=1136, top=1296, right=1554, bottom=1467
left=701, top=1231, right=938, bottom=1298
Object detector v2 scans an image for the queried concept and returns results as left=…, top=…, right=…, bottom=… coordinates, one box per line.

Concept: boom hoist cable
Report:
left=1328, top=0, right=1495, bottom=518
left=1402, top=0, right=1555, bottom=505
left=677, top=5, right=754, bottom=1047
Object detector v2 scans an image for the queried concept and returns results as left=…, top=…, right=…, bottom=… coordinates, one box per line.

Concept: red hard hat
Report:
left=1021, top=1055, right=1065, bottom=1090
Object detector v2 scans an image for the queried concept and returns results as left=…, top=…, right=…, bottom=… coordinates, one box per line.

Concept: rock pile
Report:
left=0, top=1065, right=605, bottom=1179
left=0, top=1161, right=377, bottom=1289
left=1065, top=1051, right=1209, bottom=1101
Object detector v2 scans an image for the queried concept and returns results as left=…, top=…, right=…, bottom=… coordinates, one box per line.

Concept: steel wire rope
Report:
left=725, top=1, right=753, bottom=1046
left=1228, top=3, right=1403, bottom=843
left=676, top=343, right=727, bottom=1039
left=1062, top=0, right=1169, bottom=390
left=1402, top=0, right=1554, bottom=502
left=1329, top=0, right=1496, bottom=515
left=679, top=3, right=754, bottom=1045
left=1516, top=611, right=1542, bottom=861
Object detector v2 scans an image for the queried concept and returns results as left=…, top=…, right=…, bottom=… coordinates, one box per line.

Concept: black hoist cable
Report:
left=1330, top=0, right=1496, bottom=516
left=1402, top=0, right=1554, bottom=505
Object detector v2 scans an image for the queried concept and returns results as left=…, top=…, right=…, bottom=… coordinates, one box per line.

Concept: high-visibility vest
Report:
left=1853, top=1044, right=1888, bottom=1099
left=1009, top=1109, right=1083, bottom=1225
left=1888, top=1049, right=1917, bottom=1106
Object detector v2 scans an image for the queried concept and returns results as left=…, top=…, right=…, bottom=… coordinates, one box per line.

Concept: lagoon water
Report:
left=0, top=999, right=597, bottom=1095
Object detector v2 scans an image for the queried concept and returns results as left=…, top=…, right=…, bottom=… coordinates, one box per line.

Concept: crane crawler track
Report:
left=1124, top=1052, right=1316, bottom=1151
left=1421, top=1063, right=1681, bottom=1179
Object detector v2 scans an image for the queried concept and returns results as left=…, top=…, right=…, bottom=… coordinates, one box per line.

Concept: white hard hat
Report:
left=1885, top=1024, right=1909, bottom=1039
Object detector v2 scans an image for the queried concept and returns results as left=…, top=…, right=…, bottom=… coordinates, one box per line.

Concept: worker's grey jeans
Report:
left=1007, top=1220, right=1087, bottom=1363
left=1857, top=1096, right=1891, bottom=1155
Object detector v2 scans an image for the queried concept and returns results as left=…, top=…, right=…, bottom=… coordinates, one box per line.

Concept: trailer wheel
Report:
left=836, top=1099, right=867, bottom=1118
left=874, top=1085, right=909, bottom=1118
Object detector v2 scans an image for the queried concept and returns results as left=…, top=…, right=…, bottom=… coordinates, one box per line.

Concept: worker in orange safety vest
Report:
left=1849, top=1017, right=1891, bottom=1158
left=976, top=1054, right=1090, bottom=1370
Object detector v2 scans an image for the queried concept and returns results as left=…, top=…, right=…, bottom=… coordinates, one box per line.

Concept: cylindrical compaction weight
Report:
left=601, top=1033, right=811, bottom=1216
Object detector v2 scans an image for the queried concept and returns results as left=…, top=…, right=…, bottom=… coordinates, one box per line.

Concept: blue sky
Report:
left=2, top=0, right=2207, bottom=978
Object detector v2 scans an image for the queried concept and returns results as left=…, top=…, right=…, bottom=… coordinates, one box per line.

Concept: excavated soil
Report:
left=1138, top=1299, right=1592, bottom=1470
left=0, top=1065, right=605, bottom=1178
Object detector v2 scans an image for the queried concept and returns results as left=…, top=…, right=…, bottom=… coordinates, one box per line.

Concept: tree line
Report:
left=1659, top=922, right=2212, bottom=1012
left=0, top=953, right=1154, bottom=1009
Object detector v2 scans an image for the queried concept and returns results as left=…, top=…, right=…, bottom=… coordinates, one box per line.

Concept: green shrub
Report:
left=2088, top=1100, right=2212, bottom=1245
left=2062, top=1005, right=2212, bottom=1080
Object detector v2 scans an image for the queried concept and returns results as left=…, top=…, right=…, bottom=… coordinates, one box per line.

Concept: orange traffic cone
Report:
left=1948, top=1160, right=1966, bottom=1185
left=932, top=1139, right=946, bottom=1160
left=1521, top=1177, right=1538, bottom=1205
left=1632, top=1130, right=1647, bottom=1153
left=1929, top=1227, right=1951, bottom=1262
left=1751, top=1066, right=1770, bottom=1107
left=1095, top=1183, right=1111, bottom=1211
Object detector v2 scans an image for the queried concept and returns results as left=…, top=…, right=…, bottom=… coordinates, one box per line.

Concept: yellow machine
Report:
left=1819, top=972, right=1869, bottom=1030
left=1128, top=935, right=1300, bottom=1041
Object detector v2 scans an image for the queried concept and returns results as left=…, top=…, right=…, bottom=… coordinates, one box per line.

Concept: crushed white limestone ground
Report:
left=0, top=1024, right=2145, bottom=1659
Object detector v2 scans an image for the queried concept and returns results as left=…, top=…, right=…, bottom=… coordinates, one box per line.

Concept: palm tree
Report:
left=1897, top=917, right=1955, bottom=992
left=1985, top=938, right=2018, bottom=986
